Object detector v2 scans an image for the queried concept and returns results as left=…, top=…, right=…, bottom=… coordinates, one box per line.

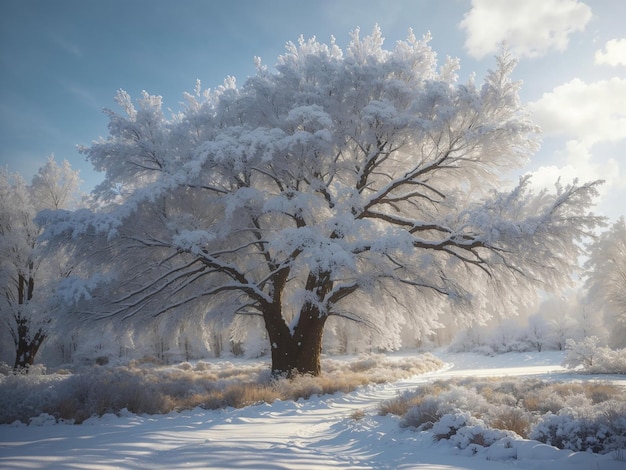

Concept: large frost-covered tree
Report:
left=40, top=28, right=602, bottom=376
left=585, top=217, right=626, bottom=348
left=0, top=157, right=81, bottom=370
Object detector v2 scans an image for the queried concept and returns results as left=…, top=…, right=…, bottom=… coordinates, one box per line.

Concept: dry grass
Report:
left=382, top=380, right=451, bottom=415
left=350, top=409, right=366, bottom=421
left=490, top=407, right=531, bottom=437
left=379, top=394, right=420, bottom=417
left=583, top=382, right=623, bottom=404
left=0, top=353, right=443, bottom=425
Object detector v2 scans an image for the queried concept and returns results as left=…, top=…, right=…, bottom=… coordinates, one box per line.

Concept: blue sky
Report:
left=1, top=0, right=625, bottom=220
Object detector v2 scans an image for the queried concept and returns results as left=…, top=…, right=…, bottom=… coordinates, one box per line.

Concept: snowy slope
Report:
left=1, top=351, right=625, bottom=469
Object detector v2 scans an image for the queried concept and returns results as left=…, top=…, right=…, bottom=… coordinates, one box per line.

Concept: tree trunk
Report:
left=290, top=304, right=327, bottom=376
left=262, top=302, right=327, bottom=377
left=13, top=319, right=45, bottom=372
left=263, top=302, right=296, bottom=376
left=13, top=272, right=46, bottom=372
left=261, top=268, right=332, bottom=377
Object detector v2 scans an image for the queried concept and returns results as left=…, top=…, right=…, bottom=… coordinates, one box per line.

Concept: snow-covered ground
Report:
left=1, top=351, right=625, bottom=469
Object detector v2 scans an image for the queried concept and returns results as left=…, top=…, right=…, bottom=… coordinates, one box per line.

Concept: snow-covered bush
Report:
left=401, top=395, right=445, bottom=429
left=433, top=412, right=517, bottom=451
left=563, top=337, right=626, bottom=373
left=523, top=384, right=593, bottom=415
left=563, top=336, right=600, bottom=369
left=0, top=361, right=12, bottom=375
left=381, top=379, right=499, bottom=430
left=449, top=321, right=551, bottom=355
left=530, top=401, right=626, bottom=453
left=382, top=377, right=625, bottom=453
left=0, top=373, right=66, bottom=424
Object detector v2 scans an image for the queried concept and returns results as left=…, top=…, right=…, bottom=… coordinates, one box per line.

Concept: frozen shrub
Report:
left=489, top=405, right=531, bottom=438
left=432, top=413, right=515, bottom=450
left=401, top=396, right=443, bottom=429
left=379, top=392, right=421, bottom=417
left=590, top=347, right=626, bottom=374
left=524, top=383, right=593, bottom=414
left=563, top=338, right=626, bottom=373
left=585, top=382, right=623, bottom=404
left=379, top=382, right=451, bottom=418
left=436, top=385, right=491, bottom=416
left=54, top=368, right=171, bottom=422
left=279, top=374, right=324, bottom=399
left=385, top=376, right=625, bottom=454
left=0, top=362, right=12, bottom=375
left=0, top=373, right=66, bottom=424
left=469, top=384, right=517, bottom=407
left=29, top=413, right=57, bottom=426
left=530, top=401, right=626, bottom=454
left=194, top=361, right=212, bottom=371
left=349, top=354, right=382, bottom=373
left=432, top=412, right=474, bottom=440
left=221, top=383, right=278, bottom=408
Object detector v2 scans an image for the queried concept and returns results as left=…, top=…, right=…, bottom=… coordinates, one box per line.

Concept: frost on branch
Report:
left=42, top=27, right=603, bottom=375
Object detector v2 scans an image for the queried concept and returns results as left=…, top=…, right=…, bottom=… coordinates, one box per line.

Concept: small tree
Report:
left=526, top=314, right=550, bottom=352
left=0, top=157, right=81, bottom=370
left=40, top=28, right=602, bottom=376
left=584, top=217, right=626, bottom=348
left=563, top=336, right=600, bottom=369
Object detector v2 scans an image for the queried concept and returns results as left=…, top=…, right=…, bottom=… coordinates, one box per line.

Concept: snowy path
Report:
left=1, top=352, right=625, bottom=469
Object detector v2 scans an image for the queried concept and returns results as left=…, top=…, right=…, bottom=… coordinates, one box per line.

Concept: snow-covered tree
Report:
left=30, top=155, right=83, bottom=211
left=0, top=158, right=82, bottom=370
left=40, top=27, right=602, bottom=376
left=584, top=217, right=626, bottom=347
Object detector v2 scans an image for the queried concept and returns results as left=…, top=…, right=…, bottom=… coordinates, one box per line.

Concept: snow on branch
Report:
left=42, top=27, right=603, bottom=361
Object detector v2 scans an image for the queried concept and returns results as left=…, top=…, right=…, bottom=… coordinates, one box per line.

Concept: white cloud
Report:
left=595, top=38, right=626, bottom=66
left=526, top=79, right=626, bottom=206
left=459, top=0, right=592, bottom=59
left=527, top=78, right=626, bottom=146
left=527, top=140, right=621, bottom=194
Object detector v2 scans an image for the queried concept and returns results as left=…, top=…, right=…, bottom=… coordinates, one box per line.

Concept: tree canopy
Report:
left=39, top=27, right=602, bottom=375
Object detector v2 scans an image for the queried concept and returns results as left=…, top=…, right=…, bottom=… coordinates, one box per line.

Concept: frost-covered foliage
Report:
left=530, top=401, right=626, bottom=453
left=585, top=217, right=626, bottom=348
left=38, top=26, right=603, bottom=376
left=0, top=158, right=82, bottom=370
left=381, top=377, right=626, bottom=454
left=563, top=337, right=626, bottom=373
left=432, top=412, right=517, bottom=451
left=449, top=319, right=552, bottom=354
left=0, top=353, right=441, bottom=424
left=448, top=291, right=604, bottom=354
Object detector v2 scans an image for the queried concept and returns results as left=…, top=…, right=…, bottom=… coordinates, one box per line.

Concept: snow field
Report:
left=1, top=350, right=625, bottom=469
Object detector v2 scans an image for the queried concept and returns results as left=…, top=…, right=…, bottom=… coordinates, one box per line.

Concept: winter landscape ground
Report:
left=1, top=350, right=625, bottom=470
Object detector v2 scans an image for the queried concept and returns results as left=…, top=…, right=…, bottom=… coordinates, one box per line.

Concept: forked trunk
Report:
left=13, top=324, right=45, bottom=372
left=13, top=273, right=45, bottom=372
left=290, top=304, right=327, bottom=376
left=264, top=303, right=327, bottom=378
left=262, top=268, right=332, bottom=377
